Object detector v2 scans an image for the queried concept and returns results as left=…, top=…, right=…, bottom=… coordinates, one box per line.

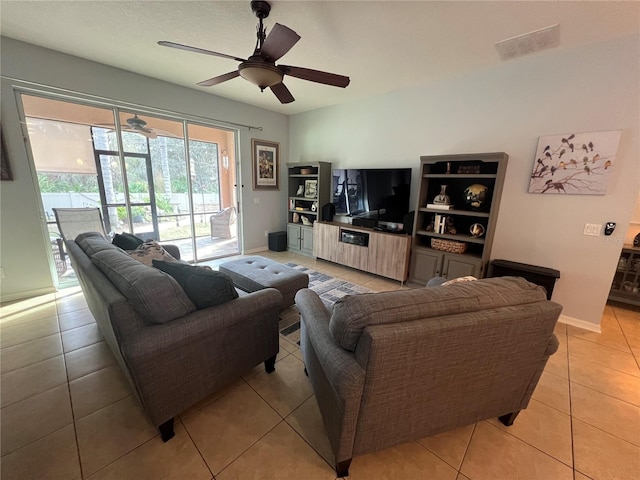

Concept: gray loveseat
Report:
left=66, top=232, right=282, bottom=441
left=295, top=277, right=562, bottom=476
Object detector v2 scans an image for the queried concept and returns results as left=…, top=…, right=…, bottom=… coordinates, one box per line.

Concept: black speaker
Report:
left=268, top=231, right=287, bottom=252
left=402, top=211, right=415, bottom=235
left=322, top=203, right=335, bottom=222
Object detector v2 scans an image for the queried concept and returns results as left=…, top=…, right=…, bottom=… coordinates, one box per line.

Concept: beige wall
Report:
left=0, top=37, right=289, bottom=302
left=289, top=34, right=640, bottom=328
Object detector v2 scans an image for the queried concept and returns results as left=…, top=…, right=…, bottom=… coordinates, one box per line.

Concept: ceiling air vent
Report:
left=495, top=24, right=560, bottom=61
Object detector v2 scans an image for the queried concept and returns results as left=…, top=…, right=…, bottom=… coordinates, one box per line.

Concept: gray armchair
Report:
left=295, top=277, right=562, bottom=477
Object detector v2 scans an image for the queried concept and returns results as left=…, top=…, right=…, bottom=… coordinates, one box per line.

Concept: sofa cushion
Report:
left=91, top=249, right=195, bottom=324
left=330, top=276, right=549, bottom=351
left=152, top=260, right=239, bottom=309
left=128, top=240, right=178, bottom=267
left=112, top=232, right=145, bottom=250
left=75, top=232, right=120, bottom=256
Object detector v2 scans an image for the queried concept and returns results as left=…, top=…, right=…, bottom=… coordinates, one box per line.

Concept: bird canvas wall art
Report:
left=528, top=130, right=621, bottom=194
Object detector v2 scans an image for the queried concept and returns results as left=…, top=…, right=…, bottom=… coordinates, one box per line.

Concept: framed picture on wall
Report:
left=251, top=138, right=279, bottom=190
left=528, top=130, right=622, bottom=195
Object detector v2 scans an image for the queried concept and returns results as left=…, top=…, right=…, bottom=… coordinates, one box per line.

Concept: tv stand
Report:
left=314, top=222, right=411, bottom=282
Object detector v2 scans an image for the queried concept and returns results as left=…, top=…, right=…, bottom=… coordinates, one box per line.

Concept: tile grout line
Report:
left=563, top=317, right=640, bottom=452
left=187, top=377, right=288, bottom=478
left=566, top=331, right=577, bottom=479
left=283, top=410, right=336, bottom=472
left=212, top=419, right=285, bottom=478
left=56, top=299, right=86, bottom=480
left=457, top=422, right=478, bottom=477
left=569, top=377, right=640, bottom=410
left=411, top=422, right=476, bottom=475
left=179, top=418, right=216, bottom=480
left=482, top=419, right=575, bottom=470
left=565, top=330, right=633, bottom=354
left=0, top=333, right=64, bottom=375
left=610, top=305, right=640, bottom=370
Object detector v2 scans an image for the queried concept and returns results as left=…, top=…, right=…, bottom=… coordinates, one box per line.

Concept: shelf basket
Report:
left=431, top=238, right=467, bottom=254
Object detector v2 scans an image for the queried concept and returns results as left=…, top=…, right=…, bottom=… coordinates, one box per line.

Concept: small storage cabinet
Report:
left=287, top=162, right=331, bottom=256
left=609, top=246, right=640, bottom=306
left=287, top=224, right=314, bottom=256
left=409, top=153, right=508, bottom=284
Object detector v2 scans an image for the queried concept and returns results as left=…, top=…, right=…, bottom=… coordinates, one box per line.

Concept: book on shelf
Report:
left=427, top=203, right=454, bottom=210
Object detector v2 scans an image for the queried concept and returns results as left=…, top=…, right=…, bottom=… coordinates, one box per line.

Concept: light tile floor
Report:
left=1, top=251, right=639, bottom=479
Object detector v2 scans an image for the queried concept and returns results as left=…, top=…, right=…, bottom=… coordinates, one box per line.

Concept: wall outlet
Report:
left=264, top=230, right=269, bottom=237
left=583, top=223, right=602, bottom=236
left=254, top=197, right=260, bottom=204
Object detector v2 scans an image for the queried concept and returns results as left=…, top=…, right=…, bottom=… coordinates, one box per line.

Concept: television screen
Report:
left=332, top=168, right=412, bottom=226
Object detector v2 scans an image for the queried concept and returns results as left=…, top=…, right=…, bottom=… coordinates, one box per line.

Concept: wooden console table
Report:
left=314, top=222, right=411, bottom=282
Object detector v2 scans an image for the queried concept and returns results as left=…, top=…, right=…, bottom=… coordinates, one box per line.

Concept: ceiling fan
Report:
left=158, top=0, right=350, bottom=104
left=95, top=114, right=176, bottom=139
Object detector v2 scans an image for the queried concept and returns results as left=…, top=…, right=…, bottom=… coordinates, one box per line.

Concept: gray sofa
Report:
left=66, top=232, right=282, bottom=441
left=295, top=277, right=562, bottom=477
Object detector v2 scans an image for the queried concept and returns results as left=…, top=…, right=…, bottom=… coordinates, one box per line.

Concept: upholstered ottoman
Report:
left=219, top=256, right=309, bottom=309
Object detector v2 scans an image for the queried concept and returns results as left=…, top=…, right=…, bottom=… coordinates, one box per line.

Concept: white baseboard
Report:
left=1, top=286, right=56, bottom=304
left=558, top=314, right=601, bottom=333
left=244, top=246, right=269, bottom=255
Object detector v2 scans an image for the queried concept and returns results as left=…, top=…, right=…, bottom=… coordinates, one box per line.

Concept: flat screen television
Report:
left=332, top=168, right=412, bottom=227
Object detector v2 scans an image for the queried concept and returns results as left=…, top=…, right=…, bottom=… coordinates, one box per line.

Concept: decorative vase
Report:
left=463, top=184, right=490, bottom=210
left=433, top=185, right=451, bottom=205
left=292, top=212, right=300, bottom=223
left=296, top=185, right=305, bottom=196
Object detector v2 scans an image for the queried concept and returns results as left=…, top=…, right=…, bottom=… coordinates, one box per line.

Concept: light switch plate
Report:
left=583, top=223, right=602, bottom=236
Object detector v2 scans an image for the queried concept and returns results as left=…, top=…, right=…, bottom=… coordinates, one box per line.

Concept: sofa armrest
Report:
left=122, top=288, right=282, bottom=355
left=295, top=289, right=365, bottom=398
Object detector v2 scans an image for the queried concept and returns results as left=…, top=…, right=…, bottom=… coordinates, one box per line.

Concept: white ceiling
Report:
left=1, top=1, right=638, bottom=116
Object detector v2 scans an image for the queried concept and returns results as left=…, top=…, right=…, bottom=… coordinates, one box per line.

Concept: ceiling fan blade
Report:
left=158, top=41, right=246, bottom=63
left=261, top=23, right=300, bottom=61
left=280, top=65, right=350, bottom=88
left=197, top=70, right=240, bottom=87
left=141, top=132, right=158, bottom=139
left=270, top=82, right=295, bottom=104
left=139, top=127, right=157, bottom=139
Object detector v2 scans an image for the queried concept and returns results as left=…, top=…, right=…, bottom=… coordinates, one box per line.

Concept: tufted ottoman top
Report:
left=219, top=256, right=309, bottom=308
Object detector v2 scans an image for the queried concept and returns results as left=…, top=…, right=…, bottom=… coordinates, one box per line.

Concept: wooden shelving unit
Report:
left=409, top=152, right=508, bottom=285
left=286, top=162, right=331, bottom=256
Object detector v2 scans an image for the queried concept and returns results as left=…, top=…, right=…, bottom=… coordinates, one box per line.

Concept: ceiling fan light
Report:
left=239, top=63, right=283, bottom=90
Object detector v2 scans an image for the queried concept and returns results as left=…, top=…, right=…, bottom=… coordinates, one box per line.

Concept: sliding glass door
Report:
left=20, top=94, right=240, bottom=286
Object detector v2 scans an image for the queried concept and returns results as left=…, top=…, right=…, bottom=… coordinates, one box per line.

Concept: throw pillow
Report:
left=129, top=240, right=177, bottom=267
left=152, top=260, right=239, bottom=309
left=112, top=232, right=145, bottom=251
